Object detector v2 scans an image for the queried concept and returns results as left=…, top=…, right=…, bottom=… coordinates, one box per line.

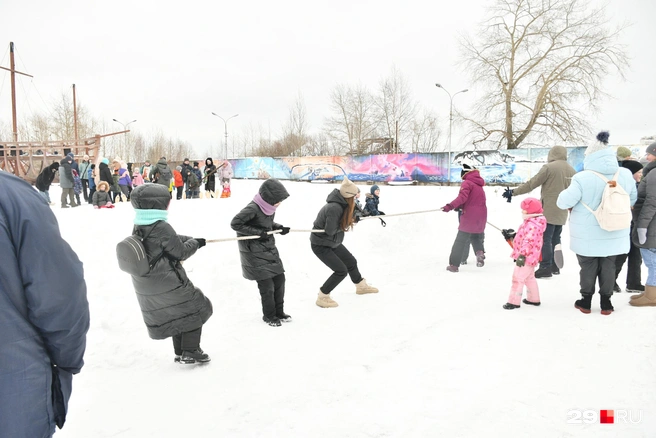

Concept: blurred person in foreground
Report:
left=0, top=171, right=90, bottom=437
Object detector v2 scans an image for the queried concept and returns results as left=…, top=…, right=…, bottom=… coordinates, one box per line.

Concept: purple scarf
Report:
left=253, top=193, right=277, bottom=215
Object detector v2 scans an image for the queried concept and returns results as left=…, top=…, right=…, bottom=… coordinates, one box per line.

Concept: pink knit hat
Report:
left=521, top=197, right=543, bottom=214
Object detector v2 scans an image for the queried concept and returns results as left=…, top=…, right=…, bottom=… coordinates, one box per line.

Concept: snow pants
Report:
left=576, top=254, right=616, bottom=297
left=311, top=244, right=363, bottom=294
left=507, top=265, right=540, bottom=305
left=172, top=327, right=202, bottom=356
left=256, top=273, right=286, bottom=319
left=448, top=231, right=485, bottom=267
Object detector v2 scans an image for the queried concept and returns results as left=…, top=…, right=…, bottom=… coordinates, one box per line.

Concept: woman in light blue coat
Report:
left=557, top=132, right=637, bottom=315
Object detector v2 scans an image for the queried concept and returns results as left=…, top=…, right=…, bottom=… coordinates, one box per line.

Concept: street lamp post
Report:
left=435, top=84, right=468, bottom=184
left=211, top=112, right=239, bottom=159
left=112, top=118, right=137, bottom=155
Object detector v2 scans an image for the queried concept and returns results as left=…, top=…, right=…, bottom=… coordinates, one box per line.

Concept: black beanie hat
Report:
left=621, top=160, right=643, bottom=175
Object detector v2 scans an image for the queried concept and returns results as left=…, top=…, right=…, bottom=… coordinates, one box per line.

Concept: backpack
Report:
left=116, top=223, right=164, bottom=276
left=581, top=170, right=632, bottom=231
left=188, top=171, right=199, bottom=188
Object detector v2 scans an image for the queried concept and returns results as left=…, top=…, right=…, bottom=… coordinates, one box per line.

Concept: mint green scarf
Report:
left=134, top=209, right=168, bottom=225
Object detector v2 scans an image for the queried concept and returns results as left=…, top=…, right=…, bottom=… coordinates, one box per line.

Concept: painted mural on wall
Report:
left=228, top=145, right=646, bottom=184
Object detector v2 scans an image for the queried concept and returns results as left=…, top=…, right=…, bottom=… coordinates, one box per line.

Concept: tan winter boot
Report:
left=629, top=285, right=656, bottom=307
left=316, top=292, right=338, bottom=308
left=355, top=278, right=379, bottom=295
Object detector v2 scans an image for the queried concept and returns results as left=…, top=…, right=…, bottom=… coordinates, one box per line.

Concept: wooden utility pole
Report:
left=0, top=42, right=34, bottom=142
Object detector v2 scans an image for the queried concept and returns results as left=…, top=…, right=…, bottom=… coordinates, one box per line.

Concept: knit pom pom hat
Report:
left=521, top=197, right=543, bottom=215
left=585, top=131, right=610, bottom=156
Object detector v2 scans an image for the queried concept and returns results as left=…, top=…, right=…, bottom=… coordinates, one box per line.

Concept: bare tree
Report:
left=460, top=0, right=628, bottom=150
left=324, top=83, right=380, bottom=155
left=374, top=66, right=418, bottom=152
left=410, top=111, right=442, bottom=153
left=279, top=92, right=309, bottom=156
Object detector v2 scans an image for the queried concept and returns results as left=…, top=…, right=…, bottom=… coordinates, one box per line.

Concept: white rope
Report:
left=207, top=228, right=325, bottom=243
left=358, top=208, right=442, bottom=220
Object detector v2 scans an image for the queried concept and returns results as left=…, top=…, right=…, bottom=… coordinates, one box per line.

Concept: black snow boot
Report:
left=551, top=265, right=560, bottom=275
left=600, top=295, right=614, bottom=316
left=276, top=312, right=292, bottom=323
left=574, top=294, right=593, bottom=314
left=178, top=348, right=211, bottom=364
left=534, top=267, right=552, bottom=278
left=263, top=316, right=282, bottom=327
left=503, top=303, right=520, bottom=310
left=522, top=299, right=541, bottom=306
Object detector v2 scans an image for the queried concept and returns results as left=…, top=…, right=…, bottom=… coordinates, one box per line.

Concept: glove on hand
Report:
left=442, top=204, right=453, bottom=213
left=502, top=229, right=516, bottom=240
left=259, top=231, right=270, bottom=241
left=502, top=187, right=513, bottom=203
left=195, top=238, right=206, bottom=248
left=637, top=228, right=648, bottom=244
left=278, top=226, right=290, bottom=235
left=515, top=255, right=526, bottom=267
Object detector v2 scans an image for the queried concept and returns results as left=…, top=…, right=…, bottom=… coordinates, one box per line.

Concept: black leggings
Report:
left=256, top=273, right=286, bottom=318
left=311, top=244, right=363, bottom=294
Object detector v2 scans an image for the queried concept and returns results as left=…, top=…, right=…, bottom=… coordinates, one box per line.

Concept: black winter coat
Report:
left=231, top=202, right=284, bottom=281
left=310, top=189, right=348, bottom=248
left=230, top=179, right=290, bottom=281
left=36, top=162, right=59, bottom=191
left=98, top=162, right=114, bottom=186
left=131, top=220, right=213, bottom=339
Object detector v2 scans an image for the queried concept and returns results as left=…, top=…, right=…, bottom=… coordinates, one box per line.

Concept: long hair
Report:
left=340, top=197, right=355, bottom=231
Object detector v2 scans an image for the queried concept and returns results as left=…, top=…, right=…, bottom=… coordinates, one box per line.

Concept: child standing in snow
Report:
left=230, top=179, right=291, bottom=327
left=127, top=184, right=212, bottom=363
left=441, top=166, right=487, bottom=272
left=364, top=184, right=385, bottom=216
left=503, top=198, right=547, bottom=309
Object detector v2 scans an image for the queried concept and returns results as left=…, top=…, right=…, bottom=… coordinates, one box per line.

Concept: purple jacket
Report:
left=118, top=168, right=132, bottom=186
left=444, top=170, right=487, bottom=233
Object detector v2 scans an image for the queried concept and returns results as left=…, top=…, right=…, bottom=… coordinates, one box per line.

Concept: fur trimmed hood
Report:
left=97, top=181, right=110, bottom=192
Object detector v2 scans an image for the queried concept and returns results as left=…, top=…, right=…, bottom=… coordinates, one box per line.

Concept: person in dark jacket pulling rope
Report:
left=128, top=184, right=213, bottom=364
left=311, top=177, right=379, bottom=308
left=231, top=179, right=291, bottom=326
left=0, top=171, right=90, bottom=437
left=35, top=161, right=60, bottom=204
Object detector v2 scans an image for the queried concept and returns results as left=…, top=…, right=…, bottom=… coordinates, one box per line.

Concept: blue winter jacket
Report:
left=557, top=148, right=637, bottom=256
left=0, top=172, right=90, bottom=437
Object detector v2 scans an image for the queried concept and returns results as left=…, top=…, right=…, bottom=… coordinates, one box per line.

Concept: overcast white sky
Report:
left=1, top=0, right=654, bottom=155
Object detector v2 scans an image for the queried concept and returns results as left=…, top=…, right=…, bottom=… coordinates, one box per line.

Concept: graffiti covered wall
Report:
left=229, top=146, right=646, bottom=184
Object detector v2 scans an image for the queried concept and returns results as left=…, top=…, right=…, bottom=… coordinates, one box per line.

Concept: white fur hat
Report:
left=585, top=131, right=610, bottom=156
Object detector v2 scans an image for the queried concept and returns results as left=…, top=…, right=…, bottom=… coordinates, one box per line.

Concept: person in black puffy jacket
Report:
left=35, top=161, right=59, bottom=204
left=311, top=177, right=379, bottom=308
left=231, top=179, right=291, bottom=326
left=128, top=184, right=213, bottom=364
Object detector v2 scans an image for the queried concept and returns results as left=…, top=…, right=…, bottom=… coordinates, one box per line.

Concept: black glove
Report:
left=502, top=229, right=516, bottom=240
left=502, top=187, right=513, bottom=203
left=278, top=226, right=290, bottom=235
left=259, top=231, right=270, bottom=241
left=195, top=238, right=206, bottom=248
left=516, top=255, right=526, bottom=267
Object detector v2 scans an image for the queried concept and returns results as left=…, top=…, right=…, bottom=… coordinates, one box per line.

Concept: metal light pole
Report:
left=112, top=118, right=137, bottom=153
left=435, top=84, right=468, bottom=184
left=211, top=112, right=239, bottom=159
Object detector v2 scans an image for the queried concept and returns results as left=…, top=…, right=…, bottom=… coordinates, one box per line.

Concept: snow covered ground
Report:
left=46, top=179, right=655, bottom=438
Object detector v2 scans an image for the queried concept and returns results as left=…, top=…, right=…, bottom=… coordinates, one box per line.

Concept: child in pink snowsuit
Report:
left=503, top=197, right=547, bottom=310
